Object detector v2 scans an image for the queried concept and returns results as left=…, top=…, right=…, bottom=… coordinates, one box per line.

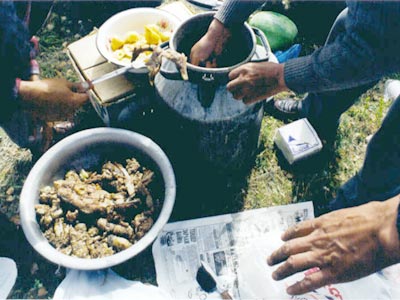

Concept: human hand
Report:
left=190, top=19, right=231, bottom=68
left=18, top=78, right=89, bottom=122
left=227, top=61, right=288, bottom=105
left=267, top=196, right=400, bottom=295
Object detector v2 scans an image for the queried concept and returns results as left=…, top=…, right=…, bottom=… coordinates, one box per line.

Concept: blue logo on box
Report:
left=288, top=135, right=312, bottom=154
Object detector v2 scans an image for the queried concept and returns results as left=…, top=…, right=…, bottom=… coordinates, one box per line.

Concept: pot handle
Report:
left=250, top=27, right=271, bottom=62
left=159, top=41, right=186, bottom=81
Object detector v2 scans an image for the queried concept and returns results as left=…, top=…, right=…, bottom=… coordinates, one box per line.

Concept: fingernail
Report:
left=272, top=272, right=279, bottom=280
left=81, top=82, right=90, bottom=91
left=286, top=286, right=294, bottom=295
left=266, top=257, right=272, bottom=266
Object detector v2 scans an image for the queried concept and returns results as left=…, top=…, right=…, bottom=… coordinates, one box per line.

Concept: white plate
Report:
left=96, top=8, right=181, bottom=74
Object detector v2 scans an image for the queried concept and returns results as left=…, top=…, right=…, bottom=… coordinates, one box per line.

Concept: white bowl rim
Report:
left=20, top=127, right=176, bottom=270
left=96, top=7, right=181, bottom=73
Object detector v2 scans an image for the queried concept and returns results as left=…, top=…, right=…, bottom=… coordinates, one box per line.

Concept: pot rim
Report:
left=169, top=11, right=257, bottom=73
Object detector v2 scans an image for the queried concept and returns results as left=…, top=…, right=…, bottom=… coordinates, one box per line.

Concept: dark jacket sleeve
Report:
left=214, top=0, right=265, bottom=27
left=284, top=2, right=400, bottom=94
left=0, top=1, right=31, bottom=122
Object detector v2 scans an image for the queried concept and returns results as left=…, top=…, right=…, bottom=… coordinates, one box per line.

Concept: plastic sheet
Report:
left=384, top=79, right=400, bottom=102
left=274, top=44, right=302, bottom=63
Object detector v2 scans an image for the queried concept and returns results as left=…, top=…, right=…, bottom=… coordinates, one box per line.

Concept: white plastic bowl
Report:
left=96, top=7, right=181, bottom=73
left=20, top=128, right=176, bottom=270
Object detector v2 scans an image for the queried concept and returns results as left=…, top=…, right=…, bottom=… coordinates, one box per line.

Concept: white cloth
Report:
left=54, top=268, right=172, bottom=300
left=0, top=257, right=17, bottom=299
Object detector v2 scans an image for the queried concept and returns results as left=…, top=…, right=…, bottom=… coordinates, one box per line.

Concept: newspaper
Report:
left=152, top=202, right=396, bottom=300
left=152, top=202, right=314, bottom=299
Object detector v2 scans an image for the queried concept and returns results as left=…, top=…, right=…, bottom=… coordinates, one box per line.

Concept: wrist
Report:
left=378, top=195, right=400, bottom=262
left=395, top=195, right=400, bottom=240
left=207, top=19, right=231, bottom=43
left=18, top=80, right=42, bottom=104
left=276, top=63, right=289, bottom=92
left=277, top=64, right=288, bottom=90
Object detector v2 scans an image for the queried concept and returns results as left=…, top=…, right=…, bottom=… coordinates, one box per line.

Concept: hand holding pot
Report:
left=190, top=19, right=231, bottom=68
left=227, top=61, right=288, bottom=105
left=267, top=195, right=400, bottom=295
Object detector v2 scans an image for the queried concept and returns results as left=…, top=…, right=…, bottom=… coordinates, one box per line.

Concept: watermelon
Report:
left=248, top=11, right=298, bottom=52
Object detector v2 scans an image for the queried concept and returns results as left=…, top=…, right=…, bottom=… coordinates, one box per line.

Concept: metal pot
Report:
left=160, top=11, right=271, bottom=84
left=20, top=128, right=176, bottom=270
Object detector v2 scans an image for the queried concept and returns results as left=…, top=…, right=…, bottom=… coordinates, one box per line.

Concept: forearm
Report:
left=379, top=195, right=400, bottom=262
left=284, top=39, right=389, bottom=94
left=214, top=0, right=265, bottom=27
left=284, top=2, right=400, bottom=94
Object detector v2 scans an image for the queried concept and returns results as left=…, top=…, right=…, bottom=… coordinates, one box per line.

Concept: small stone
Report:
left=30, top=262, right=39, bottom=275
left=46, top=23, right=54, bottom=31
left=6, top=195, right=14, bottom=202
left=37, top=287, right=48, bottom=297
left=6, top=187, right=14, bottom=195
left=10, top=215, right=20, bottom=226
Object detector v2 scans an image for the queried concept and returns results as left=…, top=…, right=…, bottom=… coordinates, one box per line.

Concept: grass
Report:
left=5, top=1, right=395, bottom=298
left=244, top=83, right=391, bottom=215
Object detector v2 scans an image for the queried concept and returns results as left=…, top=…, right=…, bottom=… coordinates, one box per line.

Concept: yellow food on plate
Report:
left=109, top=21, right=172, bottom=63
left=144, top=26, right=161, bottom=45
left=146, top=24, right=170, bottom=42
left=110, top=36, right=125, bottom=51
left=124, top=31, right=140, bottom=44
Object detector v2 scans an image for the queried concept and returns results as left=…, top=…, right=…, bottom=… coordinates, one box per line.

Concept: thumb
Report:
left=70, top=92, right=89, bottom=107
left=190, top=52, right=201, bottom=66
left=228, top=67, right=242, bottom=80
left=71, top=81, right=91, bottom=93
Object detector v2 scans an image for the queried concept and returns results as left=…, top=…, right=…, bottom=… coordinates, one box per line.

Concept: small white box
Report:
left=274, top=118, right=323, bottom=164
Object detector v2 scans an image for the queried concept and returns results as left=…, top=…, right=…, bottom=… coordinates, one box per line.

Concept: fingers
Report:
left=68, top=82, right=89, bottom=107
left=228, top=67, right=241, bottom=81
left=70, top=91, right=89, bottom=106
left=227, top=81, right=244, bottom=100
left=271, top=251, right=318, bottom=280
left=227, top=79, right=270, bottom=105
left=267, top=238, right=311, bottom=266
left=205, top=57, right=217, bottom=68
left=286, top=269, right=332, bottom=295
left=71, top=81, right=91, bottom=93
left=226, top=75, right=246, bottom=99
left=190, top=53, right=201, bottom=66
left=281, top=219, right=317, bottom=241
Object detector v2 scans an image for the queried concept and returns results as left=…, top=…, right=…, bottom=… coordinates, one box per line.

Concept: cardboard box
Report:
left=274, top=118, right=323, bottom=164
